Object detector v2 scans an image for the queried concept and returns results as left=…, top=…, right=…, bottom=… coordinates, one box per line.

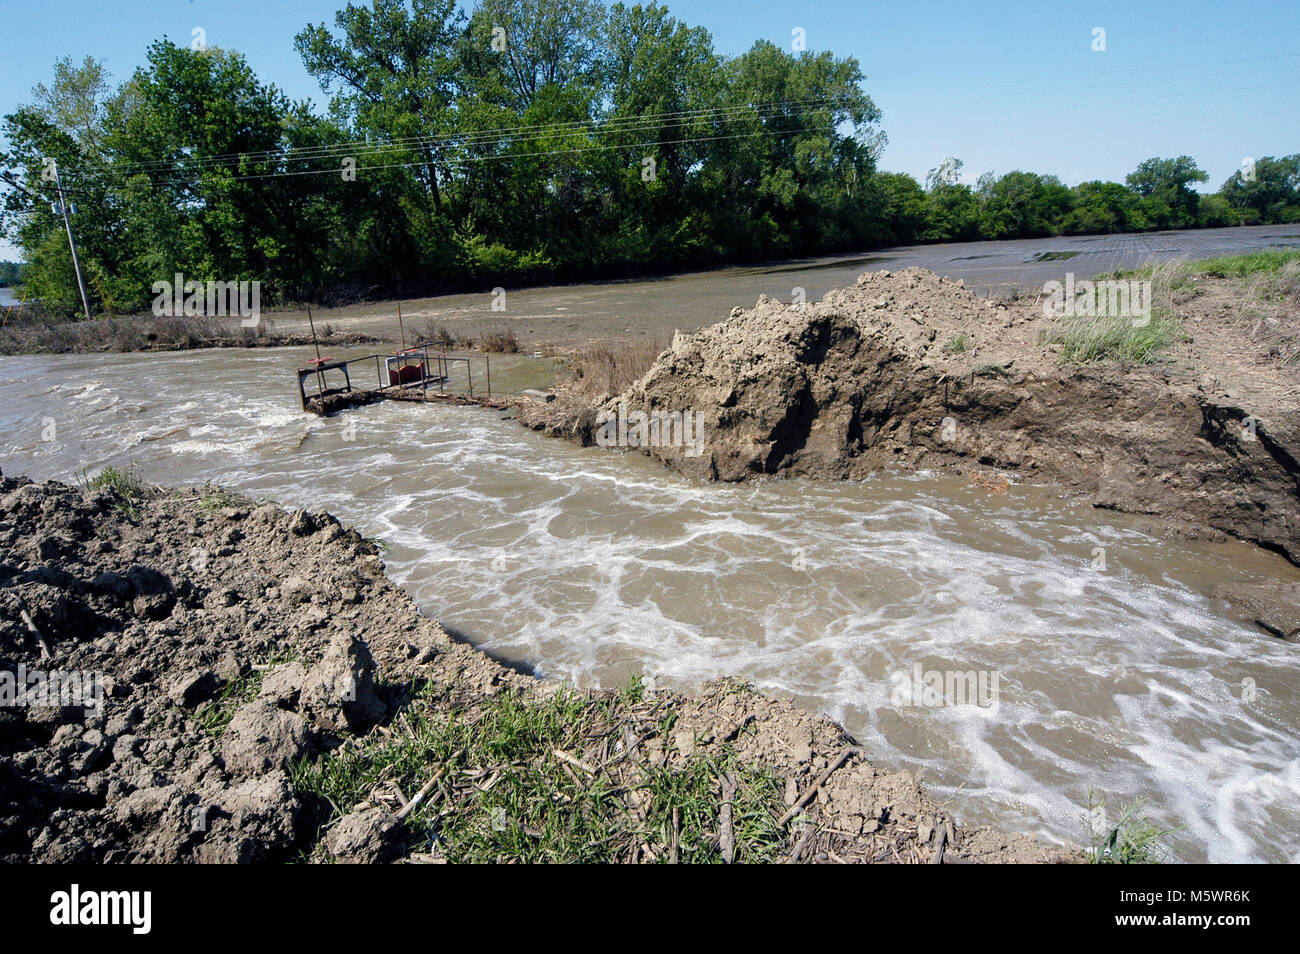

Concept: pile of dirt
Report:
left=0, top=473, right=1071, bottom=863
left=568, top=267, right=1298, bottom=570
left=0, top=474, right=473, bottom=862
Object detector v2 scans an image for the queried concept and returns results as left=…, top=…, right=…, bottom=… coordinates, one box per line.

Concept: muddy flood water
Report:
left=3, top=345, right=1299, bottom=863
left=271, top=223, right=1300, bottom=349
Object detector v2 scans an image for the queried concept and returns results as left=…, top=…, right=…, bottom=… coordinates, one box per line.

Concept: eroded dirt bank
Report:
left=0, top=474, right=1071, bottom=863
left=522, top=267, right=1299, bottom=632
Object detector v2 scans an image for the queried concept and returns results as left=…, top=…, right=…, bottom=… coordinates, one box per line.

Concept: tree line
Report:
left=2, top=0, right=1298, bottom=318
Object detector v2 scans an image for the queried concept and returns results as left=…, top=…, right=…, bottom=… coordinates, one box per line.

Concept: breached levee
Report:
left=0, top=473, right=1071, bottom=863
left=556, top=267, right=1299, bottom=570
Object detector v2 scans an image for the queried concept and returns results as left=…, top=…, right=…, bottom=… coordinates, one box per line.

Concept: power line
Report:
left=65, top=96, right=864, bottom=181
left=959, top=65, right=1300, bottom=104
left=899, top=50, right=1300, bottom=97
left=1007, top=78, right=1300, bottom=115
left=100, top=97, right=847, bottom=173
left=65, top=125, right=840, bottom=193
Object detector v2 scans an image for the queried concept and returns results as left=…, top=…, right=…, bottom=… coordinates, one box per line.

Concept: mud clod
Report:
left=326, top=806, right=401, bottom=864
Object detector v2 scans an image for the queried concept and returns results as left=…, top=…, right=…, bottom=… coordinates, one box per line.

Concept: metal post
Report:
left=307, top=306, right=325, bottom=395
left=485, top=352, right=491, bottom=398
left=52, top=162, right=91, bottom=322
left=397, top=301, right=406, bottom=350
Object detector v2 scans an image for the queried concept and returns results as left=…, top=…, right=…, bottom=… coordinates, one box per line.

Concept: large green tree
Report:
left=1219, top=155, right=1300, bottom=224
left=976, top=170, right=1073, bottom=238
left=1125, top=155, right=1208, bottom=229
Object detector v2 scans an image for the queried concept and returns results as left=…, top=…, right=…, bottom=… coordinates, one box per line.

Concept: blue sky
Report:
left=2, top=0, right=1298, bottom=259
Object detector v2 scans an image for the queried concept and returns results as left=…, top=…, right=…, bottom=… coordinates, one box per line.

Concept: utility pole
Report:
left=51, top=160, right=92, bottom=322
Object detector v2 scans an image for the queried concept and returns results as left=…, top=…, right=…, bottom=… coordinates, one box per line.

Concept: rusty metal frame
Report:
left=297, top=345, right=491, bottom=409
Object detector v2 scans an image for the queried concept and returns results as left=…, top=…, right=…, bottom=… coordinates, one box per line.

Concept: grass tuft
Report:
left=1191, top=248, right=1300, bottom=279
left=79, top=464, right=147, bottom=517
left=195, top=480, right=241, bottom=512
left=1086, top=790, right=1180, bottom=864
left=1042, top=310, right=1182, bottom=364
left=193, top=651, right=299, bottom=738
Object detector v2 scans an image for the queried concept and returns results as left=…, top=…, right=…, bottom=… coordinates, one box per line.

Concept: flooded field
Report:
left=261, top=224, right=1300, bottom=349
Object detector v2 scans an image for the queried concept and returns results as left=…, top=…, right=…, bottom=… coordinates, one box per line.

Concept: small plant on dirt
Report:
left=618, top=674, right=647, bottom=705
left=194, top=650, right=299, bottom=738
left=1085, top=790, right=1180, bottom=864
left=946, top=334, right=968, bottom=354
left=79, top=464, right=147, bottom=517
left=195, top=480, right=240, bottom=512
left=193, top=673, right=262, bottom=738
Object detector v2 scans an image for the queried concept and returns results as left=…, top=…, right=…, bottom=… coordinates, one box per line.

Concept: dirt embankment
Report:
left=0, top=314, right=386, bottom=356
left=0, top=475, right=1070, bottom=863
left=522, top=267, right=1300, bottom=631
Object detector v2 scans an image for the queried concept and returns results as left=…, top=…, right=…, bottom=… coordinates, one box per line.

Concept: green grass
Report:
left=1190, top=248, right=1300, bottom=278
left=194, top=479, right=241, bottom=512
left=1042, top=310, right=1182, bottom=364
left=193, top=650, right=299, bottom=738
left=945, top=334, right=968, bottom=355
left=1086, top=791, right=1180, bottom=864
left=193, top=672, right=263, bottom=738
left=292, top=684, right=786, bottom=864
left=79, top=464, right=147, bottom=517
left=1109, top=248, right=1300, bottom=285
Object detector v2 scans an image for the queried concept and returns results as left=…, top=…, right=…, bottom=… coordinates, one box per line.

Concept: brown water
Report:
left=3, top=345, right=1298, bottom=862
left=271, top=223, right=1300, bottom=346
